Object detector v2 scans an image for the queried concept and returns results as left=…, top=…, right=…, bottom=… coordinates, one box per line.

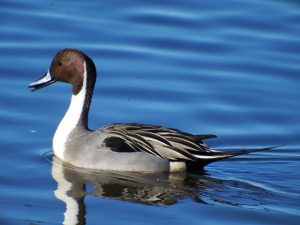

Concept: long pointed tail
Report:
left=194, top=145, right=283, bottom=165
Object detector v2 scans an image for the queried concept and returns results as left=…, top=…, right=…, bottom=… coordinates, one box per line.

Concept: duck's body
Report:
left=54, top=120, right=220, bottom=172
left=29, top=49, right=275, bottom=172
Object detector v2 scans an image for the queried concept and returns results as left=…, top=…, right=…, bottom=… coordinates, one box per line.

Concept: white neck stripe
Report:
left=53, top=62, right=87, bottom=160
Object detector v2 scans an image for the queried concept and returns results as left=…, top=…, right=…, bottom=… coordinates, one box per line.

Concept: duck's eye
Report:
left=57, top=57, right=62, bottom=66
left=57, top=52, right=64, bottom=66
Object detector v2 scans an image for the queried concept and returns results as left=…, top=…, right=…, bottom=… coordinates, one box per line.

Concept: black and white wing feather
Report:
left=100, top=123, right=217, bottom=161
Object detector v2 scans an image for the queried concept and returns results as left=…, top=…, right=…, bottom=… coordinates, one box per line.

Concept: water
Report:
left=1, top=0, right=300, bottom=224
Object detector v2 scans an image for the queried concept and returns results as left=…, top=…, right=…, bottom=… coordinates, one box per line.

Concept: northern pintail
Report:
left=29, top=48, right=275, bottom=172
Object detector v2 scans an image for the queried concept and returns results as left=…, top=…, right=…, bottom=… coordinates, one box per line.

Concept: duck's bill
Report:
left=29, top=70, right=57, bottom=91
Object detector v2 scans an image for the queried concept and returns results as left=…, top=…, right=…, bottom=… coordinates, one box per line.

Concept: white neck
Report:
left=53, top=62, right=87, bottom=160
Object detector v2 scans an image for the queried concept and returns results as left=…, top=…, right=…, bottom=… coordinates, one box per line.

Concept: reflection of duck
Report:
left=51, top=155, right=276, bottom=225
left=30, top=49, right=276, bottom=172
left=51, top=156, right=196, bottom=224
left=52, top=156, right=193, bottom=207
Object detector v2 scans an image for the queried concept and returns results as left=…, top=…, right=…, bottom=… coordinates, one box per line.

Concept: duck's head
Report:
left=29, top=48, right=96, bottom=95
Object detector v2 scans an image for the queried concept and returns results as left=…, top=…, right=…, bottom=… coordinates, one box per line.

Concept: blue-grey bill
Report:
left=29, top=70, right=57, bottom=91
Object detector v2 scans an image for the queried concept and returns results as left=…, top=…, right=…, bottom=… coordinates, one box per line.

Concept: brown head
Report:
left=29, top=48, right=96, bottom=95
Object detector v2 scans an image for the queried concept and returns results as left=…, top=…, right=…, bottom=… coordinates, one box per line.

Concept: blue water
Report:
left=1, top=0, right=300, bottom=224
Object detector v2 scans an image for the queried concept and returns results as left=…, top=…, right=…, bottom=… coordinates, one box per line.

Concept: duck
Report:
left=29, top=48, right=275, bottom=173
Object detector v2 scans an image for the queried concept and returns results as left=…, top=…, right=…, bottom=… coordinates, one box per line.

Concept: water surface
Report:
left=0, top=0, right=300, bottom=224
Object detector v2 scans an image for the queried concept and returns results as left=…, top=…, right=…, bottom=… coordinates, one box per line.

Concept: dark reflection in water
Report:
left=50, top=155, right=282, bottom=225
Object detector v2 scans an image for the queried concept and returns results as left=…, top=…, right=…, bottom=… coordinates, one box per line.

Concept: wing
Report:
left=100, top=123, right=217, bottom=161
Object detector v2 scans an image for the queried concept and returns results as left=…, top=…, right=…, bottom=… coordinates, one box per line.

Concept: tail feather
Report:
left=194, top=145, right=283, bottom=165
left=219, top=145, right=281, bottom=157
